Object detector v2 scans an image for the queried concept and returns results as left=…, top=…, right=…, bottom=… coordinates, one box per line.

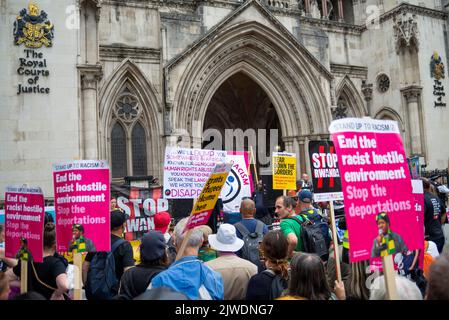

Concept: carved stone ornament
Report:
left=331, top=99, right=348, bottom=120
left=114, top=91, right=140, bottom=122
left=361, top=81, right=373, bottom=101
left=393, top=11, right=419, bottom=54
left=14, top=2, right=54, bottom=48
left=377, top=74, right=390, bottom=93
left=430, top=51, right=445, bottom=80
left=401, top=85, right=422, bottom=103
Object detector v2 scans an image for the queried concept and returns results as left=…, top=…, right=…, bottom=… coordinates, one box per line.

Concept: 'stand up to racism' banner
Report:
left=308, top=140, right=343, bottom=202
left=185, top=163, right=232, bottom=231
left=330, top=118, right=421, bottom=263
left=5, top=186, right=45, bottom=262
left=221, top=152, right=253, bottom=213
left=272, top=152, right=296, bottom=190
left=53, top=160, right=110, bottom=252
left=163, top=147, right=227, bottom=199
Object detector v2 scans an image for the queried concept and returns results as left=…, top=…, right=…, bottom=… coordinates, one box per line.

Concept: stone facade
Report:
left=1, top=0, right=449, bottom=200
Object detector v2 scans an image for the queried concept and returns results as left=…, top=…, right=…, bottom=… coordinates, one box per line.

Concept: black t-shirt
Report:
left=85, top=235, right=135, bottom=282
left=246, top=271, right=287, bottom=300
left=424, top=192, right=444, bottom=241
left=13, top=253, right=68, bottom=300
left=116, top=264, right=166, bottom=300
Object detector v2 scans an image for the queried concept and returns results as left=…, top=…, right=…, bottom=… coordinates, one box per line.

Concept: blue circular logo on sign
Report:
left=222, top=169, right=241, bottom=204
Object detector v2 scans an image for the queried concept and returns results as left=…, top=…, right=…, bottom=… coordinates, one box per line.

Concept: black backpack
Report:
left=263, top=269, right=287, bottom=300
left=234, top=220, right=264, bottom=270
left=288, top=215, right=329, bottom=260
left=85, top=238, right=126, bottom=300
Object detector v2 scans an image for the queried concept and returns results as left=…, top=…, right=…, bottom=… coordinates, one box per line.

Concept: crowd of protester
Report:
left=0, top=174, right=448, bottom=300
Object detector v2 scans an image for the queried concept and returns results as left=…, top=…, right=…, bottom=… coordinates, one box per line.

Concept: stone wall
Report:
left=416, top=14, right=449, bottom=169
left=0, top=0, right=80, bottom=199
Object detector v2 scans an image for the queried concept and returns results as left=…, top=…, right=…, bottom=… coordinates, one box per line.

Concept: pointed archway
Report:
left=202, top=72, right=284, bottom=173
left=99, top=59, right=163, bottom=180
left=335, top=76, right=367, bottom=118
left=166, top=9, right=334, bottom=173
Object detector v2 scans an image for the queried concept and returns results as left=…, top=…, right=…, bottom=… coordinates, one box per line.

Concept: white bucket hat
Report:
left=208, top=223, right=244, bottom=252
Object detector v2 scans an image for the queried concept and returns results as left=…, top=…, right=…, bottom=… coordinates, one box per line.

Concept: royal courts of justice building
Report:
left=1, top=0, right=449, bottom=200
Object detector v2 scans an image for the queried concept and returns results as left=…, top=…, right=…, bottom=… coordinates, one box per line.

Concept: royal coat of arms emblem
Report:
left=430, top=52, right=445, bottom=80
left=13, top=2, right=54, bottom=48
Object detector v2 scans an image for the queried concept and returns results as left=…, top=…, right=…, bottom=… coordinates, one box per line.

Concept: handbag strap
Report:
left=30, top=260, right=70, bottom=299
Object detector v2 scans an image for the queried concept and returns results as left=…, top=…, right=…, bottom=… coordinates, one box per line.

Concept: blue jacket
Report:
left=149, top=256, right=224, bottom=300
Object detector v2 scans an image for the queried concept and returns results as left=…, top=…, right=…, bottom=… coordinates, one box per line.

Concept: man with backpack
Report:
left=296, top=190, right=331, bottom=257
left=234, top=199, right=268, bottom=271
left=82, top=210, right=135, bottom=299
left=275, top=196, right=304, bottom=258
left=275, top=195, right=328, bottom=260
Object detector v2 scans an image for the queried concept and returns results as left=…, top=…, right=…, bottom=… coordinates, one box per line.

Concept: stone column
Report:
left=283, top=137, right=294, bottom=153
left=361, top=82, right=373, bottom=116
left=338, top=0, right=344, bottom=21
left=401, top=85, right=423, bottom=156
left=321, top=0, right=328, bottom=19
left=304, top=0, right=311, bottom=14
left=78, top=1, right=102, bottom=160
left=79, top=65, right=102, bottom=160
left=298, top=138, right=307, bottom=177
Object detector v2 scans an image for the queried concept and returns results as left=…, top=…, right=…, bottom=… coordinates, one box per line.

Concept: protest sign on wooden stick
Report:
left=175, top=163, right=231, bottom=260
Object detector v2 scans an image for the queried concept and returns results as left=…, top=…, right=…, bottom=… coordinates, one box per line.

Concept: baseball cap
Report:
left=140, top=231, right=167, bottom=262
left=297, top=189, right=313, bottom=203
left=154, top=212, right=171, bottom=234
left=110, top=209, right=127, bottom=230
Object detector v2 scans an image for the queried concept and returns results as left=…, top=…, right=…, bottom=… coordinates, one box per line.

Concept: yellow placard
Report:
left=272, top=152, right=297, bottom=190
left=186, top=163, right=232, bottom=230
left=192, top=172, right=229, bottom=214
left=130, top=240, right=141, bottom=264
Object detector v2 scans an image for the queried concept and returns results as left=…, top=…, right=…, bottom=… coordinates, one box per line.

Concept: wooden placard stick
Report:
left=329, top=201, right=342, bottom=283
left=382, top=254, right=399, bottom=300
left=73, top=252, right=83, bottom=300
left=20, top=259, right=28, bottom=294
left=175, top=229, right=194, bottom=261
left=249, top=146, right=259, bottom=185
left=175, top=197, right=197, bottom=261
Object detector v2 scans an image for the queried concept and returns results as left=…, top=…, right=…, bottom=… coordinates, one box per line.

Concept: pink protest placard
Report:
left=330, top=118, right=423, bottom=263
left=5, top=186, right=45, bottom=263
left=53, top=160, right=110, bottom=252
left=369, top=180, right=425, bottom=272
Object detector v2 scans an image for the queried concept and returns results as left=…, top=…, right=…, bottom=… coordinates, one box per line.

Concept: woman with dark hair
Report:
left=5, top=223, right=69, bottom=300
left=116, top=231, right=169, bottom=300
left=245, top=230, right=289, bottom=300
left=279, top=253, right=346, bottom=300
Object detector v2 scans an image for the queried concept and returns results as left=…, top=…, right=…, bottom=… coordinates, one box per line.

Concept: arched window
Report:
left=111, top=122, right=127, bottom=178
left=132, top=122, right=147, bottom=176
left=110, top=88, right=148, bottom=178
